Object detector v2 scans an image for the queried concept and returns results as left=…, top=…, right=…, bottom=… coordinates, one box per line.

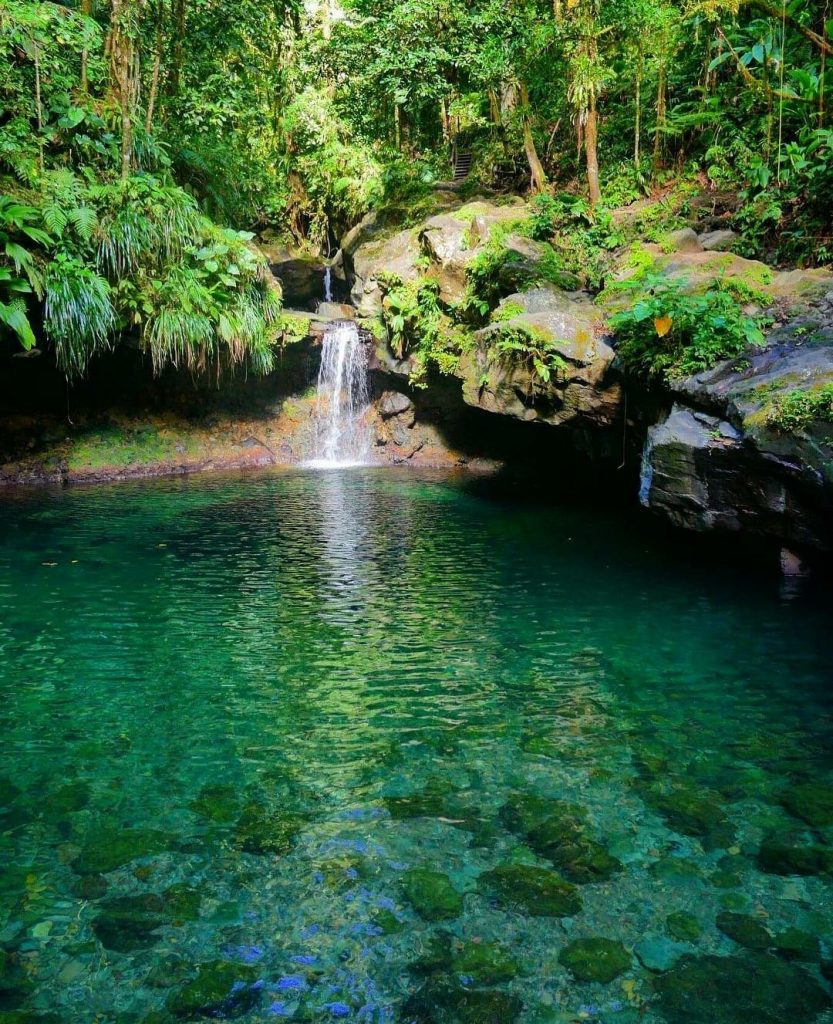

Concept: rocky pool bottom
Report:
left=0, top=468, right=832, bottom=1024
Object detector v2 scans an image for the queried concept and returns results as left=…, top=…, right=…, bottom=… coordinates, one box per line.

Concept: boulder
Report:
left=699, top=229, right=738, bottom=252
left=639, top=404, right=830, bottom=550
left=559, top=937, right=631, bottom=983
left=639, top=325, right=833, bottom=551
left=317, top=302, right=355, bottom=321
left=401, top=869, right=463, bottom=921
left=350, top=228, right=422, bottom=317
left=458, top=288, right=621, bottom=428
left=666, top=228, right=703, bottom=252
left=418, top=202, right=530, bottom=304
left=378, top=391, right=415, bottom=423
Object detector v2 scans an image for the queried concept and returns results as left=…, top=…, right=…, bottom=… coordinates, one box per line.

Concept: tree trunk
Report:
left=80, top=0, right=92, bottom=92
left=168, top=0, right=185, bottom=94
left=653, top=64, right=667, bottom=170
left=146, top=10, right=164, bottom=133
left=519, top=82, right=546, bottom=192
left=394, top=103, right=401, bottom=151
left=34, top=41, right=44, bottom=172
left=634, top=43, right=642, bottom=167
left=585, top=93, right=601, bottom=205
left=108, top=0, right=141, bottom=179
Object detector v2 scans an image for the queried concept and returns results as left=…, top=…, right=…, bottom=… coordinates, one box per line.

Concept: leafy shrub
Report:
left=43, top=254, right=114, bottom=377
left=379, top=274, right=463, bottom=386
left=610, top=275, right=765, bottom=381
left=764, top=384, right=833, bottom=433
left=490, top=325, right=567, bottom=385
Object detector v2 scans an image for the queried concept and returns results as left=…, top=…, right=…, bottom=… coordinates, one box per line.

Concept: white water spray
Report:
left=323, top=265, right=333, bottom=303
left=308, top=321, right=370, bottom=468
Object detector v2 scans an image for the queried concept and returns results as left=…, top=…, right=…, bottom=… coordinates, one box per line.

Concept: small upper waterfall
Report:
left=323, top=265, right=333, bottom=303
left=308, top=321, right=370, bottom=468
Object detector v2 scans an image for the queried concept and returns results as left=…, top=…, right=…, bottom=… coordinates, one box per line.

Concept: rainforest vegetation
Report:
left=0, top=0, right=831, bottom=381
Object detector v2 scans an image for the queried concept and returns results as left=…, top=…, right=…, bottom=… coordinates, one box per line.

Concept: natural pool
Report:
left=1, top=468, right=832, bottom=1024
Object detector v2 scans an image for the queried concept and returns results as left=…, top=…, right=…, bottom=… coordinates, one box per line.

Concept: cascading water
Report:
left=323, top=265, right=333, bottom=303
left=307, top=321, right=371, bottom=468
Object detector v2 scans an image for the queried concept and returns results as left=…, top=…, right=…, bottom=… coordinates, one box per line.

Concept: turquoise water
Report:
left=0, top=468, right=832, bottom=1024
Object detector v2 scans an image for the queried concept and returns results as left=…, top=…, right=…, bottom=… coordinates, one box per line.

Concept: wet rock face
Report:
left=654, top=953, right=829, bottom=1024
left=458, top=288, right=622, bottom=429
left=639, top=397, right=831, bottom=552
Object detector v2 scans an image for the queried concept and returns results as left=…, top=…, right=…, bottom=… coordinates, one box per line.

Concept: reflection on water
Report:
left=0, top=468, right=831, bottom=1024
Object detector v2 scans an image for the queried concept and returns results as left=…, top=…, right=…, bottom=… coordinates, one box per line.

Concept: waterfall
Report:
left=639, top=428, right=656, bottom=506
left=323, top=266, right=333, bottom=303
left=308, top=321, right=370, bottom=468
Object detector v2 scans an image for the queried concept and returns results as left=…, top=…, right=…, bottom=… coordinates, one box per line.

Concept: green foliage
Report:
left=44, top=254, right=115, bottom=378
left=611, top=275, right=766, bottom=381
left=490, top=325, right=567, bottom=385
left=379, top=274, right=463, bottom=386
left=528, top=193, right=623, bottom=290
left=764, top=384, right=833, bottom=434
left=0, top=194, right=49, bottom=348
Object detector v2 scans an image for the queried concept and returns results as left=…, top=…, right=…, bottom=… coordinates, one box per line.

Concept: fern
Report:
left=43, top=256, right=115, bottom=378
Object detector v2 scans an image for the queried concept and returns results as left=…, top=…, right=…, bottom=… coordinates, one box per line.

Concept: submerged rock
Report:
left=92, top=885, right=202, bottom=952
left=780, top=782, right=833, bottom=828
left=772, top=927, right=820, bottom=962
left=478, top=863, right=582, bottom=917
left=654, top=953, right=829, bottom=1024
left=72, top=827, right=173, bottom=875
left=450, top=941, right=520, bottom=985
left=166, top=960, right=259, bottom=1017
left=757, top=834, right=833, bottom=877
left=666, top=912, right=701, bottom=943
left=403, top=976, right=523, bottom=1024
left=715, top=912, right=771, bottom=950
left=648, top=782, right=732, bottom=844
left=558, top=937, right=631, bottom=983
left=401, top=869, right=463, bottom=921
left=234, top=803, right=305, bottom=855
left=0, top=950, right=33, bottom=1009
left=190, top=784, right=240, bottom=823
left=527, top=815, right=622, bottom=884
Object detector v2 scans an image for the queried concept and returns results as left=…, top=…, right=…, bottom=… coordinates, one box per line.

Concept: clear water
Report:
left=0, top=468, right=831, bottom=1024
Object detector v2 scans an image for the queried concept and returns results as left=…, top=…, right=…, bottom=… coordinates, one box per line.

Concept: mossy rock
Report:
left=772, top=928, right=820, bottom=962
left=190, top=785, right=241, bottom=823
left=41, top=781, right=91, bottom=816
left=71, top=873, right=108, bottom=900
left=649, top=857, right=702, bottom=881
left=385, top=782, right=449, bottom=820
left=757, top=835, right=833, bottom=877
left=666, top=912, right=701, bottom=942
left=403, top=976, right=523, bottom=1024
left=0, top=951, right=33, bottom=1009
left=234, top=803, right=305, bottom=855
left=558, top=937, right=631, bottom=983
left=780, top=782, right=833, bottom=828
left=499, top=794, right=586, bottom=836
left=372, top=908, right=405, bottom=935
left=528, top=817, right=622, bottom=884
left=654, top=953, right=829, bottom=1024
left=93, top=893, right=168, bottom=952
left=710, top=869, right=742, bottom=889
left=478, top=863, right=581, bottom=917
left=166, top=960, right=259, bottom=1017
left=401, top=869, right=463, bottom=921
left=650, top=784, right=731, bottom=841
left=450, top=941, right=520, bottom=985
left=72, top=827, right=173, bottom=874
left=715, top=912, right=771, bottom=950
left=0, top=1014, right=61, bottom=1024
